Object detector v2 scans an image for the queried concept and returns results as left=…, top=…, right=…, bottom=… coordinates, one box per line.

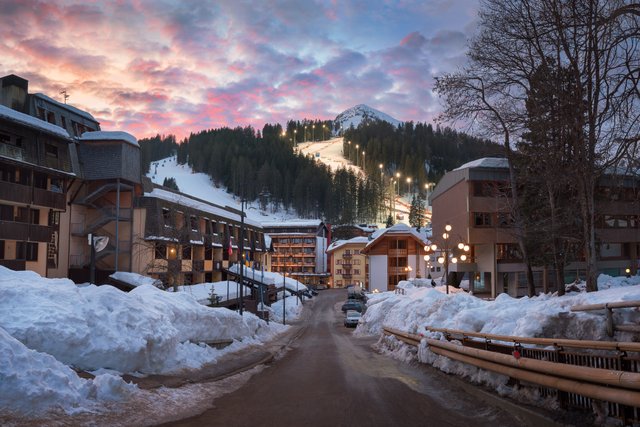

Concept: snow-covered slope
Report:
left=334, top=104, right=401, bottom=133
left=148, top=156, right=297, bottom=223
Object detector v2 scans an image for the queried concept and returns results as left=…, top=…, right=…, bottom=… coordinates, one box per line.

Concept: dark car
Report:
left=341, top=300, right=365, bottom=313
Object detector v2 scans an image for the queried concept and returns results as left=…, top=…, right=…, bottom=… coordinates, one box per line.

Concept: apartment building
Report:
left=0, top=73, right=266, bottom=290
left=262, top=220, right=330, bottom=288
left=430, top=157, right=640, bottom=298
left=326, top=236, right=368, bottom=289
left=361, top=223, right=430, bottom=293
left=134, top=183, right=266, bottom=287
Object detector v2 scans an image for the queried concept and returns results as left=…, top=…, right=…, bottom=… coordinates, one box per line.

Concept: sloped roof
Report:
left=79, top=131, right=138, bottom=147
left=0, top=104, right=70, bottom=138
left=362, top=223, right=429, bottom=253
left=326, top=236, right=369, bottom=253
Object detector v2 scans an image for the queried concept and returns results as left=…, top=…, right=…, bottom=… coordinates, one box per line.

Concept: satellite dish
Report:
left=93, top=236, right=109, bottom=252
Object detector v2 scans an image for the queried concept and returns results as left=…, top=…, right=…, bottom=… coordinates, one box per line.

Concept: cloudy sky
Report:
left=1, top=0, right=479, bottom=140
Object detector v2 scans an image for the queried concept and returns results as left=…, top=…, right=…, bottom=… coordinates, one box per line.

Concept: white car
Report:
left=344, top=310, right=362, bottom=328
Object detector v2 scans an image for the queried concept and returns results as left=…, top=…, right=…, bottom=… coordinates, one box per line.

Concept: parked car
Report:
left=341, top=300, right=365, bottom=313
left=344, top=310, right=362, bottom=327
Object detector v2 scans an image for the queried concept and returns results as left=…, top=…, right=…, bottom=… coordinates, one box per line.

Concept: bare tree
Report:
left=435, top=0, right=639, bottom=293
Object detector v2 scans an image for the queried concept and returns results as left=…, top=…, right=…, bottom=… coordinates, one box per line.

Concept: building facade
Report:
left=262, top=220, right=330, bottom=288
left=361, top=224, right=431, bottom=293
left=326, top=236, right=369, bottom=289
left=430, top=157, right=640, bottom=298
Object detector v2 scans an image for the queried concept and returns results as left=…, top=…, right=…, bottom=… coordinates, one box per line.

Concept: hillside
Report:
left=334, top=104, right=401, bottom=133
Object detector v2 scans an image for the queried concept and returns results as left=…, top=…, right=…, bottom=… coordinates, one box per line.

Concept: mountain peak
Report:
left=334, top=104, right=401, bottom=133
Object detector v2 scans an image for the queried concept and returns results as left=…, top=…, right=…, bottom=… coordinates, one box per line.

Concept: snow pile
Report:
left=0, top=266, right=285, bottom=415
left=0, top=326, right=135, bottom=415
left=359, top=275, right=640, bottom=340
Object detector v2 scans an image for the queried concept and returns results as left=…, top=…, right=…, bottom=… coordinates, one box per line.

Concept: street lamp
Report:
left=424, top=223, right=470, bottom=294
left=304, top=125, right=307, bottom=142
left=355, top=144, right=359, bottom=167
left=294, top=129, right=297, bottom=148
left=362, top=151, right=365, bottom=170
left=312, top=124, right=315, bottom=141
left=347, top=140, right=351, bottom=160
left=323, top=124, right=327, bottom=140
left=406, top=177, right=412, bottom=195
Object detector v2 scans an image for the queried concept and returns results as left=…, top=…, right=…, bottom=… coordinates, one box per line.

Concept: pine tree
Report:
left=385, top=214, right=395, bottom=228
left=162, top=177, right=179, bottom=191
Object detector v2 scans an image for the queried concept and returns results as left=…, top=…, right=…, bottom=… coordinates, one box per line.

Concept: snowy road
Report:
left=162, top=289, right=527, bottom=427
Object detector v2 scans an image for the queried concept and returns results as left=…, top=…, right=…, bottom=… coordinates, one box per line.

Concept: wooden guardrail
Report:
left=382, top=326, right=640, bottom=422
left=571, top=300, right=640, bottom=337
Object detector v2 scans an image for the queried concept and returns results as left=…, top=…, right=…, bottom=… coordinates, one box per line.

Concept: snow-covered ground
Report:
left=0, top=267, right=289, bottom=418
left=297, top=137, right=360, bottom=174
left=358, top=274, right=640, bottom=409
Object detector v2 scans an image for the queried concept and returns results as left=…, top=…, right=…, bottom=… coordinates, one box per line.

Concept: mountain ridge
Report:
left=333, top=104, right=401, bottom=133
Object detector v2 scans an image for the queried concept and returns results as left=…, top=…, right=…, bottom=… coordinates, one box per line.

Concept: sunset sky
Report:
left=1, top=0, right=479, bottom=140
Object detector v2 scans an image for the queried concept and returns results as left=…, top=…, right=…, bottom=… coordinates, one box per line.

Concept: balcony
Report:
left=0, top=181, right=31, bottom=205
left=388, top=249, right=407, bottom=257
left=0, top=221, right=53, bottom=242
left=343, top=252, right=352, bottom=258
left=33, top=187, right=65, bottom=210
left=0, top=259, right=26, bottom=270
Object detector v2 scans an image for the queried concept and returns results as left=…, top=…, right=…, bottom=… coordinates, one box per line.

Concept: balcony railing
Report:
left=0, top=221, right=53, bottom=242
left=33, top=187, right=65, bottom=210
left=0, top=181, right=31, bottom=205
left=388, top=249, right=408, bottom=257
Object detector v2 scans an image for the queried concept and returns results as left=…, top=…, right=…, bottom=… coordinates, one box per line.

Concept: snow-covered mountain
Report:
left=334, top=104, right=401, bottom=133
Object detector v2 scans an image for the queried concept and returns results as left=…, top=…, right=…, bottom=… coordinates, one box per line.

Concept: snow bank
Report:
left=0, top=326, right=135, bottom=415
left=359, top=276, right=640, bottom=341
left=0, top=266, right=284, bottom=375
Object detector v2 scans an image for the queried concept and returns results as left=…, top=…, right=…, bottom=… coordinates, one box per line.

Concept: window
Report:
left=162, top=208, right=172, bottom=227
left=61, top=116, right=67, bottom=129
left=337, top=269, right=342, bottom=275
left=182, top=245, right=192, bottom=260
left=16, top=242, right=38, bottom=261
left=496, top=244, right=522, bottom=261
left=474, top=212, right=492, bottom=227
left=205, top=246, right=213, bottom=260
left=154, top=243, right=166, bottom=259
left=354, top=269, right=360, bottom=275
left=45, top=144, right=58, bottom=159
left=15, top=207, right=29, bottom=223
left=34, top=172, right=47, bottom=189
left=46, top=111, right=55, bottom=124
left=336, top=259, right=342, bottom=265
left=0, top=240, right=4, bottom=259
left=497, top=213, right=514, bottom=227
left=16, top=168, right=30, bottom=185
left=354, top=259, right=361, bottom=265
left=394, top=239, right=407, bottom=249
left=48, top=210, right=60, bottom=226
left=0, top=204, right=12, bottom=221
left=190, top=215, right=198, bottom=231
left=30, top=209, right=39, bottom=225
left=345, top=249, right=351, bottom=255
left=37, top=108, right=46, bottom=120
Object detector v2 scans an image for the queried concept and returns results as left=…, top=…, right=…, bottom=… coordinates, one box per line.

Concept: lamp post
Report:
left=312, top=124, right=315, bottom=141
left=355, top=144, right=359, bottom=167
left=362, top=151, right=365, bottom=171
left=323, top=124, right=327, bottom=140
left=304, top=125, right=307, bottom=143
left=395, top=172, right=401, bottom=195
left=406, top=177, right=412, bottom=195
left=423, top=223, right=470, bottom=294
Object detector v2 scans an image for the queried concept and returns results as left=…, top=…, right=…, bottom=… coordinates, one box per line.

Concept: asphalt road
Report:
left=162, top=289, right=527, bottom=427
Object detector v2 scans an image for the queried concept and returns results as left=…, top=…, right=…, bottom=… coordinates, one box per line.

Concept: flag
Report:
left=227, top=233, right=233, bottom=257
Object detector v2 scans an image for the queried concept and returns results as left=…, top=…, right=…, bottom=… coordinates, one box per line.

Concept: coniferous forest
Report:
left=138, top=119, right=503, bottom=225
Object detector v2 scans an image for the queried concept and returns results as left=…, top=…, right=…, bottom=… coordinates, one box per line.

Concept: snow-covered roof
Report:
left=0, top=104, right=70, bottom=138
left=109, top=271, right=162, bottom=288
left=261, top=219, right=323, bottom=228
left=327, top=236, right=369, bottom=253
left=264, top=234, right=272, bottom=249
left=33, top=93, right=98, bottom=123
left=454, top=157, right=508, bottom=171
left=145, top=187, right=262, bottom=228
left=364, top=223, right=430, bottom=251
left=79, top=131, right=138, bottom=147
